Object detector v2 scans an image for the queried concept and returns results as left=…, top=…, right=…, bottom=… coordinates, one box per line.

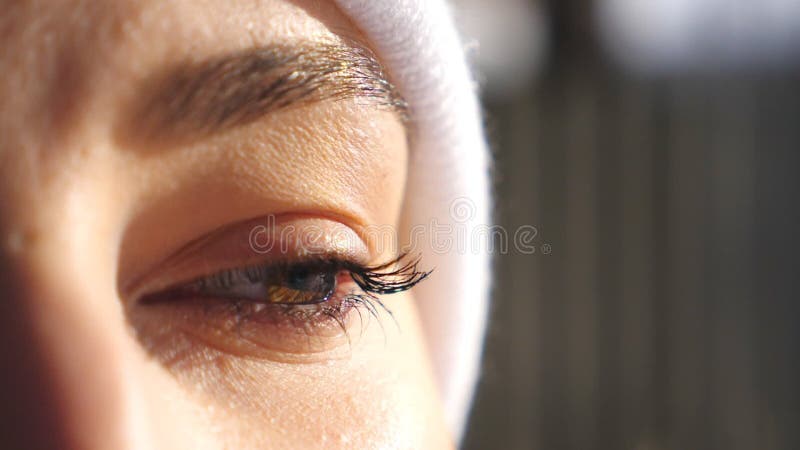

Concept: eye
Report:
left=120, top=213, right=431, bottom=362
left=140, top=260, right=341, bottom=306
left=277, top=264, right=337, bottom=304
left=127, top=252, right=432, bottom=362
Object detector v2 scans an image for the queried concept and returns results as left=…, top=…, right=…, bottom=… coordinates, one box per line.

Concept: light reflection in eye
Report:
left=267, top=264, right=337, bottom=304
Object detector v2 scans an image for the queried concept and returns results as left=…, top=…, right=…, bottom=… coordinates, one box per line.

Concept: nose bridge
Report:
left=0, top=221, right=145, bottom=450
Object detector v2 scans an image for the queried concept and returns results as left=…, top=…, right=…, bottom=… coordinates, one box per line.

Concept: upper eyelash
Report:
left=141, top=252, right=431, bottom=306
left=345, top=253, right=431, bottom=295
left=197, top=252, right=431, bottom=298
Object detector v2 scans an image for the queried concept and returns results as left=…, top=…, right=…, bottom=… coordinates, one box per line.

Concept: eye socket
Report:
left=121, top=212, right=432, bottom=362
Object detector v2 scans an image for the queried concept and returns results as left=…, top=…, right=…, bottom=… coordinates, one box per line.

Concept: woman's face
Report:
left=0, top=1, right=450, bottom=448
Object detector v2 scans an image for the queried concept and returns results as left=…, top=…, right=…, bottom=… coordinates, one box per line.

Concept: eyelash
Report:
left=139, top=253, right=431, bottom=333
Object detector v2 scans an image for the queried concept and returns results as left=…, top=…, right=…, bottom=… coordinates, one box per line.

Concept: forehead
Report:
left=2, top=0, right=355, bottom=62
left=0, top=0, right=361, bottom=147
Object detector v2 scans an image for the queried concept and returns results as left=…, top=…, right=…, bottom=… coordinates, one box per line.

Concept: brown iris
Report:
left=262, top=265, right=337, bottom=305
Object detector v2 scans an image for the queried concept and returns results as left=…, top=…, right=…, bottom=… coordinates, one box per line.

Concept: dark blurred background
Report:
left=454, top=0, right=800, bottom=449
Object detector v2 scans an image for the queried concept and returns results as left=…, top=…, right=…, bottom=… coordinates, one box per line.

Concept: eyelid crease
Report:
left=121, top=214, right=372, bottom=302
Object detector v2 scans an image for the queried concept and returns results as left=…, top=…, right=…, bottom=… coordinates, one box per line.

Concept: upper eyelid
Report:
left=120, top=215, right=372, bottom=302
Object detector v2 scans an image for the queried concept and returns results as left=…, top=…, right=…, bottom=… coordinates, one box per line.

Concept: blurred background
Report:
left=452, top=0, right=800, bottom=449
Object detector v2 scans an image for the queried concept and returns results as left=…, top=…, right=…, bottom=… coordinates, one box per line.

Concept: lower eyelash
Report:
left=233, top=278, right=406, bottom=332
left=318, top=292, right=390, bottom=341
left=208, top=289, right=392, bottom=351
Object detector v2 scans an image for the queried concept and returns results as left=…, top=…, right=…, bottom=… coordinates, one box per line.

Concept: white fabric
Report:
left=333, top=0, right=492, bottom=440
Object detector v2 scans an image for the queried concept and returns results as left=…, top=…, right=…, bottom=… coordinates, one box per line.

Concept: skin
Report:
left=0, top=1, right=452, bottom=449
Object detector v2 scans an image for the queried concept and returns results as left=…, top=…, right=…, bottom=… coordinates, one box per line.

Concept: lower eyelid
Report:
left=130, top=299, right=357, bottom=363
left=128, top=275, right=370, bottom=362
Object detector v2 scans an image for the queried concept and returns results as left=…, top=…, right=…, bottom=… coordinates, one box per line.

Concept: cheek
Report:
left=148, top=292, right=446, bottom=449
left=200, top=359, right=420, bottom=448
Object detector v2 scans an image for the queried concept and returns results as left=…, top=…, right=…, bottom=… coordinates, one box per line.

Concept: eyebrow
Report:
left=122, top=41, right=407, bottom=147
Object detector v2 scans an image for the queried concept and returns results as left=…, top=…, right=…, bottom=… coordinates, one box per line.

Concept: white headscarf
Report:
left=333, top=0, right=492, bottom=439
